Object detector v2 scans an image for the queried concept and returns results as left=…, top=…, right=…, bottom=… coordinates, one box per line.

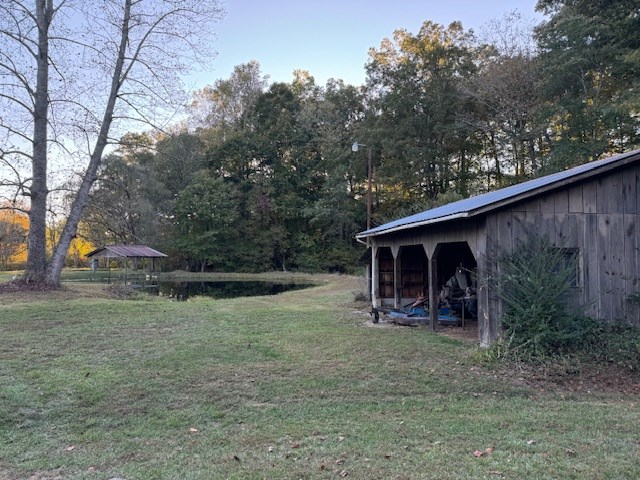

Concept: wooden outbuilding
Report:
left=356, top=149, right=640, bottom=346
left=86, top=245, right=167, bottom=282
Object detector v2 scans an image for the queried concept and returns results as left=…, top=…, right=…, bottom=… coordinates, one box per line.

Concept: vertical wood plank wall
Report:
left=489, top=164, right=640, bottom=324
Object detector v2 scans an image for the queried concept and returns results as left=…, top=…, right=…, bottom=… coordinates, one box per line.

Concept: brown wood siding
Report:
left=622, top=168, right=637, bottom=214
left=624, top=214, right=640, bottom=322
left=584, top=213, right=599, bottom=318
left=583, top=181, right=597, bottom=214
left=486, top=163, right=640, bottom=325
left=484, top=214, right=501, bottom=341
left=568, top=185, right=583, bottom=213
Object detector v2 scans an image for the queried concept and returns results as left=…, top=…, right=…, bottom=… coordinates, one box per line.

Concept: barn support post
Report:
left=428, top=255, right=438, bottom=332
left=370, top=244, right=379, bottom=307
left=476, top=250, right=492, bottom=347
left=391, top=245, right=401, bottom=308
left=365, top=262, right=371, bottom=301
left=476, top=224, right=495, bottom=347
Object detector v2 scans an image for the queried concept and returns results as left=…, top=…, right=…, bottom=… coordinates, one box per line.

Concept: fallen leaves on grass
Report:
left=0, top=279, right=62, bottom=293
left=473, top=447, right=494, bottom=458
left=105, top=284, right=141, bottom=300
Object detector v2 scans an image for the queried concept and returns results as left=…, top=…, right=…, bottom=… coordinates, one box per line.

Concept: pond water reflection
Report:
left=147, top=280, right=314, bottom=300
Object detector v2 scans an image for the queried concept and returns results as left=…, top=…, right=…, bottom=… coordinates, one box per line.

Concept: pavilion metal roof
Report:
left=86, top=245, right=168, bottom=258
left=356, top=149, right=640, bottom=240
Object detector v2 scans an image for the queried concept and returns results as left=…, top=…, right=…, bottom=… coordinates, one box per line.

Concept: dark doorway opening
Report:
left=377, top=247, right=394, bottom=299
left=433, top=241, right=478, bottom=321
left=399, top=245, right=428, bottom=300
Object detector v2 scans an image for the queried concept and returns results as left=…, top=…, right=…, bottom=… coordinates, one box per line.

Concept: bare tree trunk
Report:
left=490, top=130, right=501, bottom=184
left=45, top=0, right=132, bottom=284
left=3, top=1, right=222, bottom=285
left=25, top=0, right=53, bottom=283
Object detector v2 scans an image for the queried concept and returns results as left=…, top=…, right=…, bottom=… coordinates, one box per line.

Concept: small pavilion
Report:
left=86, top=245, right=167, bottom=282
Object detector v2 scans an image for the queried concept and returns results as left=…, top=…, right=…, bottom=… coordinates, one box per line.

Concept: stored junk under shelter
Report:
left=357, top=149, right=640, bottom=347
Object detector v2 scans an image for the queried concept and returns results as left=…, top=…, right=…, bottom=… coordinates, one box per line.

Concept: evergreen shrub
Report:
left=494, top=235, right=594, bottom=359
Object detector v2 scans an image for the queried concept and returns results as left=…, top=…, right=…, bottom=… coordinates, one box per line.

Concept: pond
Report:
left=145, top=280, right=314, bottom=301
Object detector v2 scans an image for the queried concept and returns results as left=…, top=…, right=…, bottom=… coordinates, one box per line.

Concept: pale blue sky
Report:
left=190, top=0, right=544, bottom=90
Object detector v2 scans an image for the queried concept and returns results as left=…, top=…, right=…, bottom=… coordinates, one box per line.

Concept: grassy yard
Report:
left=0, top=274, right=638, bottom=479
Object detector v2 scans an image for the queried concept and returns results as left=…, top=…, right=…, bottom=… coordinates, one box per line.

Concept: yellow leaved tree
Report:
left=0, top=209, right=28, bottom=270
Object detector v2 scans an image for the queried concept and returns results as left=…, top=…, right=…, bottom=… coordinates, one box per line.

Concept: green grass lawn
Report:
left=0, top=274, right=638, bottom=479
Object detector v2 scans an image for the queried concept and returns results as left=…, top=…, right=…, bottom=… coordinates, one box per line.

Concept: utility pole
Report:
left=352, top=141, right=373, bottom=232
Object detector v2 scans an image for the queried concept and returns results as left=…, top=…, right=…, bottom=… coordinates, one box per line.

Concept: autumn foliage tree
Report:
left=0, top=209, right=28, bottom=270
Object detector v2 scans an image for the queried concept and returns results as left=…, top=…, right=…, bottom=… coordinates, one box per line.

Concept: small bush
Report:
left=494, top=235, right=595, bottom=359
left=583, top=321, right=640, bottom=371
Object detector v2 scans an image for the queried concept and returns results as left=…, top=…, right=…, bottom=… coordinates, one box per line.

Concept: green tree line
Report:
left=80, top=2, right=640, bottom=273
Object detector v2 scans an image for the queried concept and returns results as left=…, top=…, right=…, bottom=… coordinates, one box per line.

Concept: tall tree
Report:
left=250, top=82, right=308, bottom=270
left=190, top=60, right=269, bottom=133
left=535, top=0, right=640, bottom=165
left=150, top=132, right=207, bottom=196
left=0, top=0, right=224, bottom=284
left=470, top=11, right=544, bottom=183
left=172, top=172, right=239, bottom=272
left=366, top=21, right=483, bottom=217
left=82, top=154, right=169, bottom=246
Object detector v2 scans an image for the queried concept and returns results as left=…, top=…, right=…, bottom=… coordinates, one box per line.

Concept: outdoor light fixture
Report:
left=352, top=141, right=365, bottom=152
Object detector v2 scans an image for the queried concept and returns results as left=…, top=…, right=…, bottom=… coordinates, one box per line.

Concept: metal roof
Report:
left=357, top=149, right=640, bottom=239
left=86, top=245, right=168, bottom=258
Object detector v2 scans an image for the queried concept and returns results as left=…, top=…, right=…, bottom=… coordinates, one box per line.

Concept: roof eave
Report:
left=356, top=150, right=640, bottom=240
left=356, top=212, right=470, bottom=239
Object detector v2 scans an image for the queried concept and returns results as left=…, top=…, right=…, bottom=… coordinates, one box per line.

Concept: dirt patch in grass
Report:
left=0, top=279, right=62, bottom=293
left=508, top=360, right=640, bottom=396
left=104, top=284, right=143, bottom=300
left=0, top=463, right=64, bottom=480
left=357, top=306, right=479, bottom=342
left=354, top=305, right=640, bottom=396
left=0, top=280, right=112, bottom=302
